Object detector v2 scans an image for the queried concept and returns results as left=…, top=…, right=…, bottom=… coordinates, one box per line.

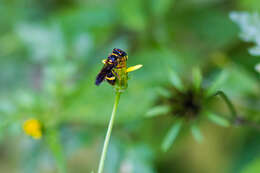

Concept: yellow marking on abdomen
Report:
left=106, top=76, right=116, bottom=80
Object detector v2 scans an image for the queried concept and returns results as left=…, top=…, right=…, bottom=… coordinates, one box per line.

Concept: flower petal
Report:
left=126, top=64, right=143, bottom=73
left=23, top=119, right=42, bottom=139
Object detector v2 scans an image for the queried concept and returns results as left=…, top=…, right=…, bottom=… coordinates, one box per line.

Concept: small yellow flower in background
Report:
left=126, top=64, right=143, bottom=73
left=23, top=119, right=42, bottom=139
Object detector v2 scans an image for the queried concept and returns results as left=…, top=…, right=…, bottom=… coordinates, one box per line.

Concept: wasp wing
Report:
left=95, top=64, right=114, bottom=85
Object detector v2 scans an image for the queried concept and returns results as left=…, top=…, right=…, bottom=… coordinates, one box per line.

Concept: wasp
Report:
left=95, top=48, right=128, bottom=86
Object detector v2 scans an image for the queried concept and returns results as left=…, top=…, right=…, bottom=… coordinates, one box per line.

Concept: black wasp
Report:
left=95, top=48, right=128, bottom=86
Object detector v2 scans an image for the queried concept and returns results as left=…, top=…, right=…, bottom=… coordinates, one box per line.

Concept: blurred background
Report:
left=0, top=0, right=260, bottom=172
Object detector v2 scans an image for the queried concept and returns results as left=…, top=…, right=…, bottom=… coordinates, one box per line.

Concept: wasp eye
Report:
left=121, top=51, right=127, bottom=56
left=113, top=48, right=121, bottom=55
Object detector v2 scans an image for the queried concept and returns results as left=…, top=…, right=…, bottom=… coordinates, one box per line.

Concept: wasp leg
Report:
left=111, top=69, right=119, bottom=79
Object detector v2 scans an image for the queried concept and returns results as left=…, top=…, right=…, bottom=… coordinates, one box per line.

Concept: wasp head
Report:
left=113, top=48, right=127, bottom=57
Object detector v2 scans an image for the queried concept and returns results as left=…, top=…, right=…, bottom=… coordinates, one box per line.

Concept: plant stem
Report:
left=210, top=91, right=260, bottom=130
left=234, top=117, right=260, bottom=130
left=97, top=91, right=121, bottom=173
left=213, top=91, right=237, bottom=118
left=46, top=128, right=66, bottom=173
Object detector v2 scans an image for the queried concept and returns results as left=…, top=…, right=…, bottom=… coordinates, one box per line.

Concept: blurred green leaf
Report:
left=118, top=0, right=147, bottom=32
left=105, top=139, right=124, bottom=173
left=155, top=87, right=172, bottom=98
left=241, top=158, right=260, bottom=173
left=146, top=105, right=170, bottom=117
left=169, top=69, right=184, bottom=92
left=255, top=64, right=260, bottom=73
left=207, top=70, right=228, bottom=96
left=230, top=12, right=260, bottom=56
left=151, top=0, right=175, bottom=17
left=162, top=120, right=183, bottom=152
left=192, top=67, right=202, bottom=92
left=207, top=112, right=230, bottom=127
left=46, top=129, right=67, bottom=173
left=123, top=144, right=155, bottom=173
left=191, top=124, right=204, bottom=143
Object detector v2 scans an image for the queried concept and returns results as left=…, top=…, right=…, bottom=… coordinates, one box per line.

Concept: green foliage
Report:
left=0, top=0, right=260, bottom=172
left=207, top=112, right=230, bottom=127
left=168, top=69, right=185, bottom=92
left=206, top=70, right=229, bottom=96
left=230, top=11, right=260, bottom=74
left=46, top=129, right=67, bottom=173
left=230, top=12, right=260, bottom=56
left=191, top=124, right=204, bottom=143
left=146, top=105, right=170, bottom=117
left=242, top=158, right=260, bottom=173
left=161, top=120, right=182, bottom=152
left=192, top=67, right=203, bottom=92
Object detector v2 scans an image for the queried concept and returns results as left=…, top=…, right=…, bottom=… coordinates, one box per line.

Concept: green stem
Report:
left=234, top=117, right=260, bottom=130
left=97, top=91, right=121, bottom=173
left=212, top=91, right=237, bottom=118
left=46, top=128, right=66, bottom=173
left=210, top=91, right=260, bottom=130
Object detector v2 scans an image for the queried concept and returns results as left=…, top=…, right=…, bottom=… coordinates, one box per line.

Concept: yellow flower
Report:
left=23, top=119, right=42, bottom=139
left=126, top=64, right=143, bottom=73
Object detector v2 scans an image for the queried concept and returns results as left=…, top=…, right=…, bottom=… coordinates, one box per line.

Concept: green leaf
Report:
left=118, top=0, right=147, bottom=32
left=192, top=67, right=202, bottom=92
left=156, top=87, right=172, bottom=98
left=161, top=120, right=183, bottom=152
left=168, top=69, right=184, bottom=91
left=242, top=158, right=260, bottom=173
left=146, top=105, right=170, bottom=117
left=151, top=0, right=175, bottom=17
left=45, top=129, right=67, bottom=173
left=230, top=12, right=260, bottom=56
left=255, top=63, right=260, bottom=73
left=207, top=112, right=230, bottom=127
left=207, top=70, right=228, bottom=96
left=191, top=124, right=204, bottom=143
